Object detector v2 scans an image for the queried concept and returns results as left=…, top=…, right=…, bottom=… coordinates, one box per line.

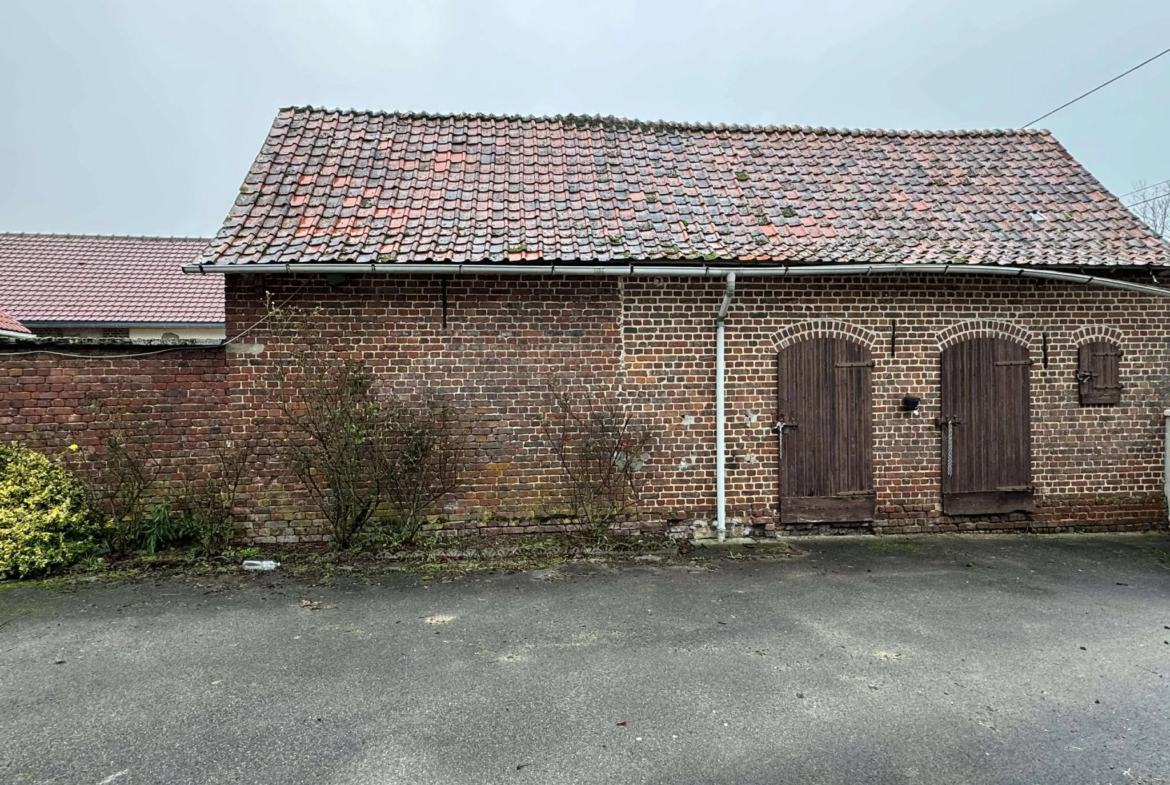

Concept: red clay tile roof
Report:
left=0, top=306, right=31, bottom=335
left=0, top=234, right=222, bottom=324
left=199, top=107, right=1170, bottom=269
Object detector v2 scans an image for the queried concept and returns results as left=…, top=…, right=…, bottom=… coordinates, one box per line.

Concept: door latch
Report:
left=937, top=414, right=959, bottom=477
left=772, top=420, right=797, bottom=460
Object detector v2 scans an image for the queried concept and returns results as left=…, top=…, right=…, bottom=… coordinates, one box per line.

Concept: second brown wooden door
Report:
left=939, top=338, right=1033, bottom=514
left=776, top=337, right=875, bottom=523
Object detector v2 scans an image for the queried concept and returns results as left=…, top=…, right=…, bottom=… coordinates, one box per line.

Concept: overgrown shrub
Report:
left=380, top=395, right=465, bottom=547
left=542, top=381, right=657, bottom=537
left=87, top=439, right=253, bottom=557
left=71, top=402, right=251, bottom=558
left=86, top=423, right=164, bottom=556
left=174, top=441, right=253, bottom=556
left=269, top=302, right=467, bottom=549
left=0, top=443, right=104, bottom=578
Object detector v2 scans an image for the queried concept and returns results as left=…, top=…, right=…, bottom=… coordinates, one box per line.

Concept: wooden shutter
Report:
left=1077, top=342, right=1121, bottom=405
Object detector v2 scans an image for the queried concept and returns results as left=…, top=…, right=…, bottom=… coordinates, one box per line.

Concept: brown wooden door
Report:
left=776, top=337, right=875, bottom=523
left=939, top=338, right=1033, bottom=514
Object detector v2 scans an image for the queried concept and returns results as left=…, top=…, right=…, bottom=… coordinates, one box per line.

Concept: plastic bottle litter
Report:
left=242, top=560, right=280, bottom=571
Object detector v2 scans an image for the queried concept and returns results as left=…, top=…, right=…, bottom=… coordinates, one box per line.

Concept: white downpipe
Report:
left=715, top=272, right=737, bottom=542
left=1164, top=410, right=1170, bottom=518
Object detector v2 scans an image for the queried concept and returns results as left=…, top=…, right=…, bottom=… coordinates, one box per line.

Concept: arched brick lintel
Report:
left=936, top=320, right=1035, bottom=353
left=770, top=320, right=881, bottom=353
left=1069, top=324, right=1124, bottom=347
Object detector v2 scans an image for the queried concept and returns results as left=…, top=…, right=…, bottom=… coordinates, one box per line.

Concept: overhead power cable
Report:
left=1120, top=177, right=1170, bottom=200
left=1124, top=190, right=1170, bottom=210
left=1023, top=45, right=1170, bottom=127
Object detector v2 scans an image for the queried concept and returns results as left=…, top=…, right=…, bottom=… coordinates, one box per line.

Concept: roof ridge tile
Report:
left=276, top=105, right=1052, bottom=139
left=0, top=231, right=211, bottom=242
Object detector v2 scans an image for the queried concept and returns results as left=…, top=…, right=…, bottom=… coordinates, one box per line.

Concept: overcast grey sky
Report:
left=2, top=0, right=1168, bottom=238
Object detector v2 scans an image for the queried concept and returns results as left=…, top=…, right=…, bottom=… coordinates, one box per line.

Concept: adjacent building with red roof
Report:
left=0, top=306, right=32, bottom=339
left=0, top=233, right=223, bottom=339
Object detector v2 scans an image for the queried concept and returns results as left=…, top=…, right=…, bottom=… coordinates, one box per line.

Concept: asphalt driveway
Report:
left=2, top=534, right=1170, bottom=785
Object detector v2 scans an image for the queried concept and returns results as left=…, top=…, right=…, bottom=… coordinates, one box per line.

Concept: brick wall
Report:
left=223, top=272, right=1170, bottom=541
left=4, top=271, right=1165, bottom=543
left=623, top=276, right=1170, bottom=535
left=225, top=274, right=624, bottom=542
left=0, top=345, right=229, bottom=489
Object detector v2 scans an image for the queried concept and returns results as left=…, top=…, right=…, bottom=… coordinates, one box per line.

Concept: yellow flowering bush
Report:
left=0, top=443, right=103, bottom=578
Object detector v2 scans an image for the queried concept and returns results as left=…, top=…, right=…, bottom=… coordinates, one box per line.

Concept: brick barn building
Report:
left=172, top=107, right=1170, bottom=542
left=7, top=107, right=1170, bottom=543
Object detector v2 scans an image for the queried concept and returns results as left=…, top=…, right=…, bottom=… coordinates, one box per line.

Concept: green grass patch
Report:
left=867, top=537, right=925, bottom=553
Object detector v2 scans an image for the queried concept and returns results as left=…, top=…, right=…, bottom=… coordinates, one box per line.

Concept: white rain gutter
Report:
left=715, top=272, right=736, bottom=542
left=0, top=329, right=34, bottom=340
left=183, top=261, right=1170, bottom=299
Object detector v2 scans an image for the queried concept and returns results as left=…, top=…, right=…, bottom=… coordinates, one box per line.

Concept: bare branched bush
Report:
left=175, top=440, right=254, bottom=556
left=542, top=380, right=656, bottom=537
left=81, top=409, right=166, bottom=555
left=1128, top=179, right=1170, bottom=238
left=275, top=352, right=386, bottom=547
left=268, top=300, right=467, bottom=549
left=380, top=395, right=467, bottom=546
left=70, top=399, right=252, bottom=557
